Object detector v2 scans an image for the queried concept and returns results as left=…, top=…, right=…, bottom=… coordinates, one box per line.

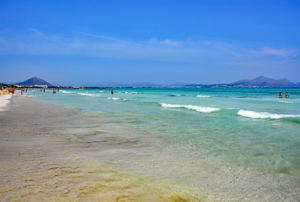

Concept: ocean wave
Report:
left=107, top=97, right=120, bottom=100
left=78, top=93, right=97, bottom=96
left=61, top=90, right=72, bottom=94
left=237, top=110, right=300, bottom=119
left=160, top=103, right=220, bottom=113
left=279, top=101, right=293, bottom=104
left=196, top=95, right=210, bottom=98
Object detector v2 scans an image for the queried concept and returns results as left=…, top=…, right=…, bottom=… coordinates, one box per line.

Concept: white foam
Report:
left=78, top=93, right=97, bottom=96
left=61, top=90, right=72, bottom=94
left=237, top=110, right=300, bottom=119
left=279, top=101, right=293, bottom=104
left=196, top=95, right=210, bottom=98
left=160, top=103, right=220, bottom=113
left=107, top=97, right=120, bottom=100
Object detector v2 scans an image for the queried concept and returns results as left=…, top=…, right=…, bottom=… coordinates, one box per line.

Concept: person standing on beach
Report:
left=285, top=92, right=289, bottom=98
left=11, top=88, right=15, bottom=96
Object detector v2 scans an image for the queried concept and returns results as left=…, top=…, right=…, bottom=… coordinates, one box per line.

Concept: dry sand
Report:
left=0, top=94, right=12, bottom=111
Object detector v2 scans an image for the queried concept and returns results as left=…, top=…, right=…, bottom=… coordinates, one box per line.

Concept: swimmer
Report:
left=279, top=92, right=282, bottom=98
left=111, top=89, right=114, bottom=95
left=285, top=92, right=289, bottom=98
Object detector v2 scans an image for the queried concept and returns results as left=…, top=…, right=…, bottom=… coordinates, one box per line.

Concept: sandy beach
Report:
left=0, top=96, right=206, bottom=202
left=0, top=93, right=12, bottom=111
left=1, top=93, right=299, bottom=201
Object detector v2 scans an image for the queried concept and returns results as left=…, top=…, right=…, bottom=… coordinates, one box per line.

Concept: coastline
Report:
left=0, top=96, right=205, bottom=201
left=1, top=95, right=299, bottom=201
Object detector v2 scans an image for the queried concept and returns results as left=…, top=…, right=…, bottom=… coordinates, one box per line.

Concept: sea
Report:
left=25, top=88, right=300, bottom=201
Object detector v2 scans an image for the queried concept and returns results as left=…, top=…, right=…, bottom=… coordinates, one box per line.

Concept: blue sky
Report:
left=1, top=0, right=300, bottom=86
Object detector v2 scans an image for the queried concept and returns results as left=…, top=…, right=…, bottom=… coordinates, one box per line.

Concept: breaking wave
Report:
left=61, top=90, right=72, bottom=94
left=160, top=103, right=220, bottom=113
left=78, top=93, right=97, bottom=96
left=279, top=101, right=293, bottom=104
left=196, top=95, right=210, bottom=98
left=107, top=97, right=120, bottom=100
left=237, top=110, right=300, bottom=119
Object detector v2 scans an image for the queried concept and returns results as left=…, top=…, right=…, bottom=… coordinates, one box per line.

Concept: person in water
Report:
left=111, top=89, right=114, bottom=95
left=285, top=92, right=289, bottom=98
left=279, top=92, right=282, bottom=98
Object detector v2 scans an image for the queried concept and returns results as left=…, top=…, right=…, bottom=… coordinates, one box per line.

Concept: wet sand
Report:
left=0, top=96, right=204, bottom=202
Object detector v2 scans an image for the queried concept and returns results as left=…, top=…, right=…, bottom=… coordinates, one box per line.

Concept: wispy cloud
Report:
left=247, top=47, right=300, bottom=58
left=149, top=38, right=179, bottom=46
left=0, top=28, right=299, bottom=69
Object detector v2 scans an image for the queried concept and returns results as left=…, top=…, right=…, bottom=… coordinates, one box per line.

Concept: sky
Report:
left=0, top=0, right=300, bottom=86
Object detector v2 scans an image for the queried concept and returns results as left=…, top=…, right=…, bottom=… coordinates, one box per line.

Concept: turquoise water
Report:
left=27, top=88, right=300, bottom=178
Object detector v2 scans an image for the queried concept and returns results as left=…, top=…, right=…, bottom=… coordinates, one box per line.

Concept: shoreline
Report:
left=1, top=95, right=299, bottom=201
left=0, top=96, right=206, bottom=201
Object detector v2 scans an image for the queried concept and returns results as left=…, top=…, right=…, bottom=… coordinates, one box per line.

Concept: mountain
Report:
left=16, top=77, right=52, bottom=86
left=184, top=76, right=299, bottom=88
left=132, top=82, right=161, bottom=88
left=233, top=76, right=296, bottom=88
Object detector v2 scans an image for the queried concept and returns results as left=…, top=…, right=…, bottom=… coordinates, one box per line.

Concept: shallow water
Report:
left=19, top=88, right=300, bottom=200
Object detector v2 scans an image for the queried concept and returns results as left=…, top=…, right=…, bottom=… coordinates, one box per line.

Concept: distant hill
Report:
left=185, top=76, right=300, bottom=88
left=233, top=76, right=297, bottom=88
left=16, top=77, right=52, bottom=86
